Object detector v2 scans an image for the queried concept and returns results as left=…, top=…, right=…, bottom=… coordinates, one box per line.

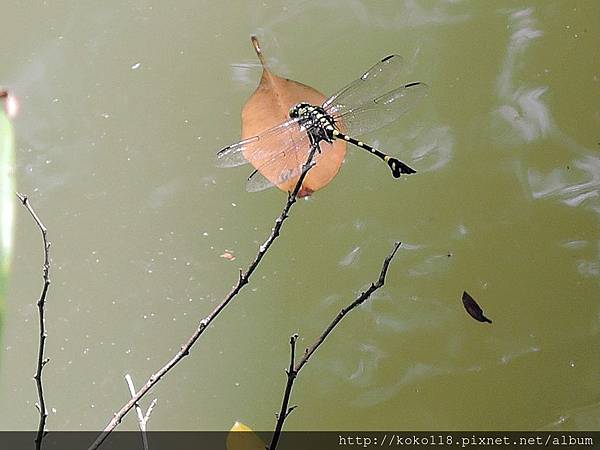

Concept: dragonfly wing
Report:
left=215, top=118, right=301, bottom=168
left=333, top=82, right=428, bottom=137
left=246, top=170, right=275, bottom=192
left=323, top=55, right=405, bottom=116
left=245, top=124, right=315, bottom=192
left=216, top=136, right=257, bottom=168
left=246, top=161, right=303, bottom=192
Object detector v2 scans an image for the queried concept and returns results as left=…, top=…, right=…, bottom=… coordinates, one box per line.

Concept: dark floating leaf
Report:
left=462, top=291, right=492, bottom=324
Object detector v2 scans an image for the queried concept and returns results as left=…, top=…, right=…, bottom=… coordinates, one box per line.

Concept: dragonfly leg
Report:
left=307, top=130, right=323, bottom=153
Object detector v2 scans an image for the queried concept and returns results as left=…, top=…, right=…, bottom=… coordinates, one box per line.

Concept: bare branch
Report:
left=268, top=241, right=402, bottom=450
left=271, top=333, right=298, bottom=447
left=17, top=193, right=52, bottom=450
left=296, top=241, right=401, bottom=373
left=124, top=374, right=157, bottom=450
left=144, top=398, right=158, bottom=423
left=88, top=144, right=319, bottom=450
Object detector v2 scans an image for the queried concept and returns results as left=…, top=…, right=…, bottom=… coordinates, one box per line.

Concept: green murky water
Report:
left=0, top=0, right=598, bottom=432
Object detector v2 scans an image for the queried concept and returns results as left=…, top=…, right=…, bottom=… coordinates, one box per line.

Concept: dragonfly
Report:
left=216, top=54, right=428, bottom=192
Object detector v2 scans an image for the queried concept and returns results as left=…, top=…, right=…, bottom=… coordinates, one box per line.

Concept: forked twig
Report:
left=125, top=374, right=157, bottom=450
left=17, top=193, right=52, bottom=450
left=88, top=144, right=319, bottom=450
left=269, top=241, right=402, bottom=450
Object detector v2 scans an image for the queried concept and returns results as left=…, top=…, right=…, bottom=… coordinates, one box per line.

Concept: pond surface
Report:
left=0, top=0, right=599, bottom=432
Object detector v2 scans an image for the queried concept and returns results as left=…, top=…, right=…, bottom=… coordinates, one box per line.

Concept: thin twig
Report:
left=17, top=193, right=51, bottom=450
left=88, top=144, right=319, bottom=450
left=268, top=241, right=402, bottom=450
left=271, top=333, right=298, bottom=449
left=124, top=374, right=157, bottom=450
left=144, top=399, right=158, bottom=423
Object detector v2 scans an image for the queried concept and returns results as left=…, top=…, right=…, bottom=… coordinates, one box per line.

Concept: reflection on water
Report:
left=348, top=342, right=386, bottom=384
left=339, top=245, right=361, bottom=267
left=407, top=252, right=452, bottom=277
left=561, top=238, right=600, bottom=278
left=529, top=155, right=600, bottom=215
left=542, top=401, right=600, bottom=431
left=495, top=7, right=600, bottom=220
left=353, top=363, right=447, bottom=408
left=144, top=179, right=184, bottom=210
left=496, top=7, right=550, bottom=143
left=230, top=61, right=263, bottom=87
left=410, top=125, right=454, bottom=172
left=497, top=86, right=552, bottom=142
left=345, top=0, right=471, bottom=29
left=255, top=0, right=472, bottom=36
left=498, top=345, right=541, bottom=365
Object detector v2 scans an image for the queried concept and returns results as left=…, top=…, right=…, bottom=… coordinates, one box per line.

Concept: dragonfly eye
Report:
left=289, top=103, right=306, bottom=118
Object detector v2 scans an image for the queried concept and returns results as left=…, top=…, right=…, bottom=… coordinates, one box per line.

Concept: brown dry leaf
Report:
left=242, top=36, right=346, bottom=197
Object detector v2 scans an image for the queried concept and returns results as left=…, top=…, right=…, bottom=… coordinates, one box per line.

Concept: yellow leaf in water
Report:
left=226, top=421, right=266, bottom=450
left=241, top=36, right=346, bottom=197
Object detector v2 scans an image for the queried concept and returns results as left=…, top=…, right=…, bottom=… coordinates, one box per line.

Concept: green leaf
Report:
left=0, top=94, right=16, bottom=319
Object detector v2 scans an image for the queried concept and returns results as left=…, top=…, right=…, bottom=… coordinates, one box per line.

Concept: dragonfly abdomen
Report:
left=330, top=128, right=416, bottom=178
left=331, top=129, right=383, bottom=157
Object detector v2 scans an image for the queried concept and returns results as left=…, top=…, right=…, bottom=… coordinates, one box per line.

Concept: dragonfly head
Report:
left=289, top=102, right=312, bottom=119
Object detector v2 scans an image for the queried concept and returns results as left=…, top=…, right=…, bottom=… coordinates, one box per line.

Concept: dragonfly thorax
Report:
left=288, top=102, right=313, bottom=118
left=289, top=102, right=336, bottom=145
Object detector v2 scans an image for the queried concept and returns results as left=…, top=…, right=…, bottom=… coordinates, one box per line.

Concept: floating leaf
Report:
left=0, top=90, right=16, bottom=329
left=462, top=291, right=492, bottom=324
left=241, top=36, right=346, bottom=196
left=226, top=421, right=266, bottom=450
left=220, top=250, right=236, bottom=261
